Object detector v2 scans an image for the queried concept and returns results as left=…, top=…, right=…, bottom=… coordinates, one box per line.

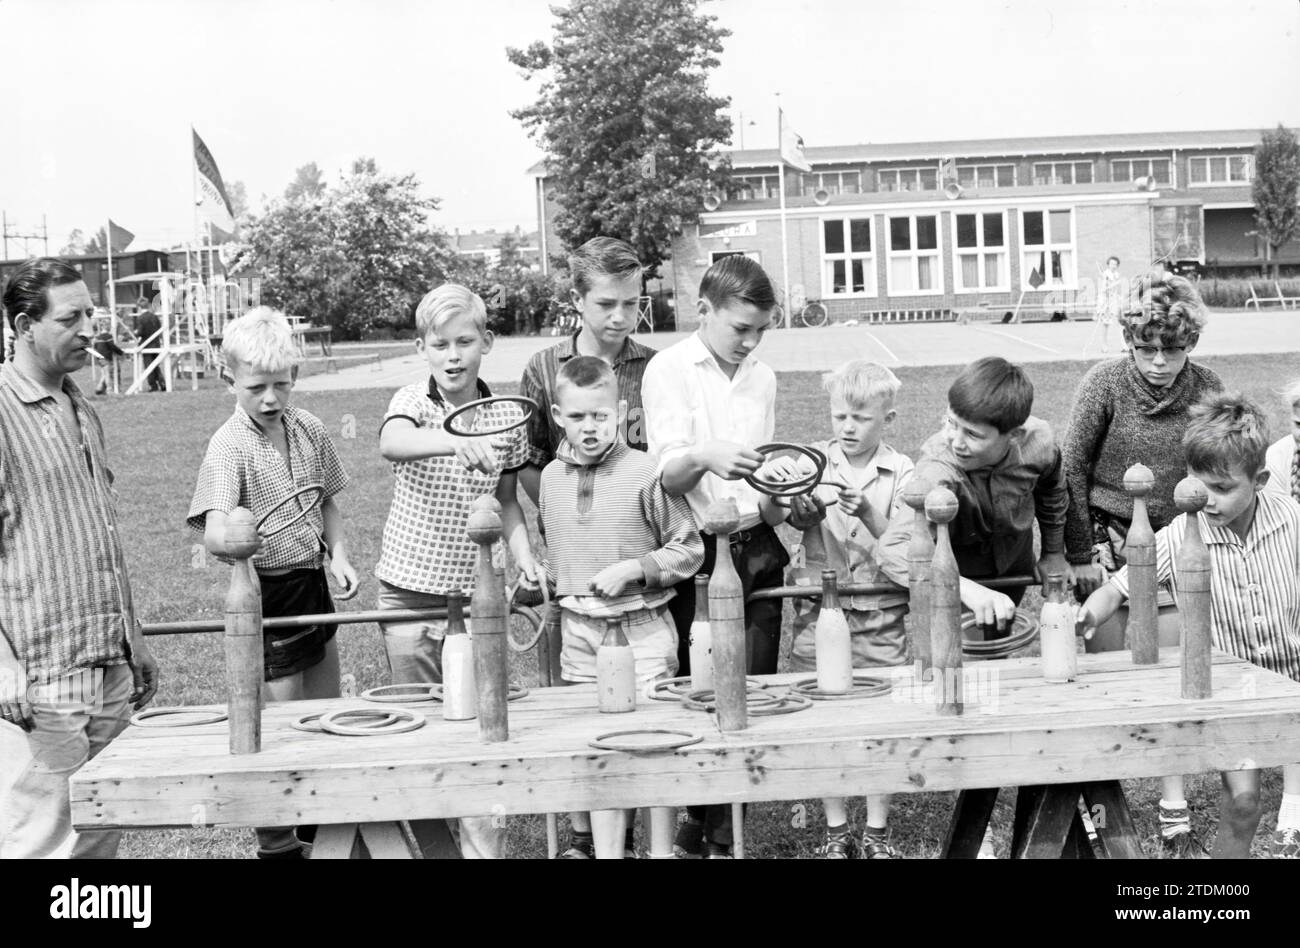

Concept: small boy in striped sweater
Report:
left=539, top=355, right=704, bottom=858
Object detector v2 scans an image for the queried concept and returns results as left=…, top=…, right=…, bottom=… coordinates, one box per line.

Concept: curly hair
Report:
left=1120, top=270, right=1208, bottom=346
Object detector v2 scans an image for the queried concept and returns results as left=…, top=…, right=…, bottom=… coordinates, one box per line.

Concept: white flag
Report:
left=779, top=111, right=811, bottom=172
left=193, top=128, right=236, bottom=239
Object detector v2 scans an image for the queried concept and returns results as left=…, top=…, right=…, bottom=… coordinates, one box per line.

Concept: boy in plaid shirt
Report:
left=188, top=307, right=359, bottom=859
left=376, top=283, right=542, bottom=858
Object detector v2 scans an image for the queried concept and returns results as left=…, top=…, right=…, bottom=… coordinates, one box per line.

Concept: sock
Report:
left=1159, top=799, right=1190, bottom=838
left=624, top=827, right=636, bottom=850
left=863, top=824, right=888, bottom=838
left=570, top=830, right=593, bottom=852
left=826, top=822, right=850, bottom=837
left=1277, top=793, right=1300, bottom=831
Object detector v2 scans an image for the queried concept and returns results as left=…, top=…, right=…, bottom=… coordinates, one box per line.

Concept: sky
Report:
left=1, top=0, right=1297, bottom=255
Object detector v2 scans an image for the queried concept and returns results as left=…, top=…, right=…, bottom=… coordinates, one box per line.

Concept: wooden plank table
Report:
left=71, top=649, right=1300, bottom=858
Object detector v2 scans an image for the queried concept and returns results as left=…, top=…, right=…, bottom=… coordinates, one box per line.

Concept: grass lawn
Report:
left=79, top=352, right=1298, bottom=858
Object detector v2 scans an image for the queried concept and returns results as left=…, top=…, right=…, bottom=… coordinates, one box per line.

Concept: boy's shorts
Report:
left=376, top=581, right=451, bottom=685
left=560, top=605, right=678, bottom=685
left=259, top=567, right=336, bottom=681
left=788, top=602, right=909, bottom=673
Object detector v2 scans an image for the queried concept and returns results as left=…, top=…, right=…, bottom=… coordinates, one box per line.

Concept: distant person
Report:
left=134, top=299, right=165, bottom=392
left=1094, top=256, right=1124, bottom=353
left=1264, top=377, right=1300, bottom=505
left=1, top=257, right=159, bottom=859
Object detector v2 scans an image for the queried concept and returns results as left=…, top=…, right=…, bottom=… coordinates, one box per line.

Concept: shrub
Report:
left=1197, top=277, right=1300, bottom=308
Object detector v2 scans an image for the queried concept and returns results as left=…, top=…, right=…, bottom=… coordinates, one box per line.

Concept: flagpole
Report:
left=777, top=99, right=792, bottom=330
left=191, top=126, right=202, bottom=285
left=105, top=218, right=117, bottom=338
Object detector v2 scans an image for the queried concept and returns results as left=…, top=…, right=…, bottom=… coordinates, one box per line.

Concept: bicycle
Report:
left=774, top=286, right=829, bottom=328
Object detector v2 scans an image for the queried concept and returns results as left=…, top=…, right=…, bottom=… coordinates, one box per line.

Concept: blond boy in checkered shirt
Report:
left=188, top=307, right=359, bottom=859
left=375, top=284, right=542, bottom=858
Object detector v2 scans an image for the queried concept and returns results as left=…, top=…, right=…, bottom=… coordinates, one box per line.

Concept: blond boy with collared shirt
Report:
left=785, top=362, right=914, bottom=859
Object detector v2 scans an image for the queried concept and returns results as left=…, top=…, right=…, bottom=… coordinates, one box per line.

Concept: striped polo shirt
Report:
left=538, top=440, right=703, bottom=617
left=519, top=331, right=656, bottom=467
left=1110, top=489, right=1300, bottom=681
left=0, top=362, right=131, bottom=682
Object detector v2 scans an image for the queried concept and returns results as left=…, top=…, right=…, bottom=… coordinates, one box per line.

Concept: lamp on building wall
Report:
left=703, top=192, right=722, bottom=212
left=944, top=182, right=964, bottom=200
left=1133, top=176, right=1157, bottom=191
left=813, top=188, right=831, bottom=206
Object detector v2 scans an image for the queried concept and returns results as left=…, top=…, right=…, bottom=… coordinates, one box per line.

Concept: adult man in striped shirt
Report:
left=518, top=236, right=656, bottom=504
left=0, top=258, right=158, bottom=858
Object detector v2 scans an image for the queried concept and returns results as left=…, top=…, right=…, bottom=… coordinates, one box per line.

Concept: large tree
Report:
left=1252, top=124, right=1300, bottom=278
left=244, top=158, right=454, bottom=338
left=508, top=0, right=733, bottom=278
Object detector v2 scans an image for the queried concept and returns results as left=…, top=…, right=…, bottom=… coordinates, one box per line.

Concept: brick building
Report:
left=531, top=127, right=1300, bottom=329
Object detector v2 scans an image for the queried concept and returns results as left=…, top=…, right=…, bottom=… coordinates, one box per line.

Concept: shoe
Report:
left=624, top=845, right=638, bottom=859
left=257, top=843, right=309, bottom=859
left=977, top=827, right=997, bottom=859
left=557, top=836, right=594, bottom=859
left=860, top=830, right=898, bottom=859
left=673, top=818, right=704, bottom=859
left=1160, top=829, right=1208, bottom=859
left=1269, top=827, right=1300, bottom=858
left=704, top=842, right=733, bottom=859
left=816, top=829, right=859, bottom=859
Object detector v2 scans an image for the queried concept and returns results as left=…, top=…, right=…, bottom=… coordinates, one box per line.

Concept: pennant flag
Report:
left=107, top=219, right=135, bottom=253
left=779, top=110, right=811, bottom=172
left=1028, top=265, right=1045, bottom=289
left=193, top=128, right=236, bottom=240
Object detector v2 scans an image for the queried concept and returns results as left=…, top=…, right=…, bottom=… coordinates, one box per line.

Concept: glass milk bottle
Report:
left=1039, top=573, right=1077, bottom=683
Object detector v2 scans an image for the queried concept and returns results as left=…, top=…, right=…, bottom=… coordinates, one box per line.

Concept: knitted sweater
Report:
left=1062, top=356, right=1223, bottom=563
left=539, top=440, right=704, bottom=610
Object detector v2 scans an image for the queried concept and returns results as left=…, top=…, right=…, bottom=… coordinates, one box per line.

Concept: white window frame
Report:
left=876, top=167, right=939, bottom=193
left=956, top=163, right=1017, bottom=189
left=730, top=173, right=780, bottom=201
left=1111, top=157, right=1171, bottom=184
left=820, top=216, right=876, bottom=298
left=1187, top=154, right=1253, bottom=187
left=1031, top=161, right=1094, bottom=186
left=1019, top=208, right=1077, bottom=290
left=886, top=213, right=944, bottom=296
left=952, top=211, right=1009, bottom=292
left=801, top=169, right=862, bottom=197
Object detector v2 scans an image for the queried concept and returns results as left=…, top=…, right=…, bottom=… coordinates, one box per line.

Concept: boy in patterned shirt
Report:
left=375, top=283, right=542, bottom=859
left=1078, top=393, right=1300, bottom=858
left=188, top=307, right=359, bottom=859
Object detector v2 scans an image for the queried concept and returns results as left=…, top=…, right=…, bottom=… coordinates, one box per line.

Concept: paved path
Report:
left=296, top=310, right=1300, bottom=392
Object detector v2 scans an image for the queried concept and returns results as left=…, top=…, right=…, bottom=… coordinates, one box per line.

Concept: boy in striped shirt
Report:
left=1079, top=392, right=1300, bottom=858
left=539, top=355, right=704, bottom=857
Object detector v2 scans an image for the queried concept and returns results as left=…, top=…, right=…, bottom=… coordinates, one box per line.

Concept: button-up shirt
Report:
left=642, top=332, right=776, bottom=532
left=1110, top=490, right=1300, bottom=681
left=187, top=405, right=348, bottom=571
left=0, top=363, right=131, bottom=682
left=519, top=331, right=657, bottom=467
left=795, top=440, right=914, bottom=611
left=375, top=377, right=529, bottom=595
left=877, top=416, right=1068, bottom=586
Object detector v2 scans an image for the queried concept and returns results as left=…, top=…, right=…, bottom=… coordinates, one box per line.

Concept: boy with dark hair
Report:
left=878, top=356, right=1069, bottom=628
left=518, top=236, right=656, bottom=504
left=1078, top=392, right=1300, bottom=858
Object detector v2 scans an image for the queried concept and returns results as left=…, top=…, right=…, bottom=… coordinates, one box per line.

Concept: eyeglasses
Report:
left=1132, top=345, right=1187, bottom=360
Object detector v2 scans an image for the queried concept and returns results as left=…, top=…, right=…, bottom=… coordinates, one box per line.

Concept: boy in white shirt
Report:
left=642, top=254, right=793, bottom=858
